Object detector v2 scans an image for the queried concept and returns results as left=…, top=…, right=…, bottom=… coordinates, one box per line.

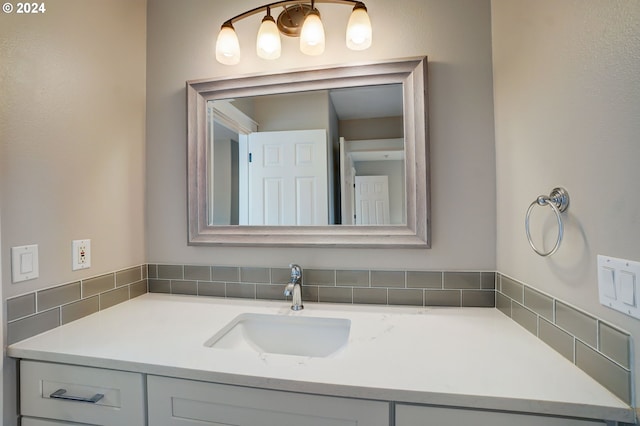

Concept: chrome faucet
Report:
left=284, top=263, right=303, bottom=311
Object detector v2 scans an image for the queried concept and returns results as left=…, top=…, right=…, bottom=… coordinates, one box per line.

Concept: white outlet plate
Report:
left=598, top=255, right=640, bottom=320
left=11, top=244, right=39, bottom=283
left=72, top=239, right=91, bottom=271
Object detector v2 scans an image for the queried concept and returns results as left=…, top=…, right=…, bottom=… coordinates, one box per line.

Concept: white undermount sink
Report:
left=204, top=313, right=351, bottom=358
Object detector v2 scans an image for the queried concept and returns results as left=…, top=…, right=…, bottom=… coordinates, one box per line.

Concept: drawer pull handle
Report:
left=50, top=388, right=104, bottom=403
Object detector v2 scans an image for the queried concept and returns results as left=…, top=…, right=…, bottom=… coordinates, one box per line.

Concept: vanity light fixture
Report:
left=215, top=0, right=372, bottom=65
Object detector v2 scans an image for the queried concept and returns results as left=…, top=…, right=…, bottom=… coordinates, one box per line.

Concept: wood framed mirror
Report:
left=187, top=56, right=429, bottom=247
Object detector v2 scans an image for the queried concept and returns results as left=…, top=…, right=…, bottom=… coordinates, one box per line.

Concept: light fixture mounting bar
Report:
left=224, top=0, right=364, bottom=25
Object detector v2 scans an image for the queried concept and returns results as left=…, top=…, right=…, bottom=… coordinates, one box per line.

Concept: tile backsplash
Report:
left=6, top=265, right=148, bottom=345
left=496, top=273, right=633, bottom=405
left=4, top=263, right=634, bottom=409
left=147, top=264, right=496, bottom=308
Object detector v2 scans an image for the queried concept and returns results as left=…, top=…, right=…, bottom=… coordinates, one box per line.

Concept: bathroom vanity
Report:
left=8, top=294, right=634, bottom=425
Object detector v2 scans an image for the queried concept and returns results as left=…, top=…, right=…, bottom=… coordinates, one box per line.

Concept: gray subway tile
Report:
left=157, top=264, right=183, bottom=280
left=500, top=276, right=523, bottom=303
left=318, top=287, right=352, bottom=303
left=7, top=308, right=60, bottom=345
left=270, top=268, right=291, bottom=284
left=304, top=269, right=335, bottom=285
left=116, top=266, right=142, bottom=287
left=227, top=282, right=256, bottom=299
left=462, top=290, right=495, bottom=307
left=130, top=280, right=148, bottom=298
left=496, top=292, right=512, bottom=317
left=388, top=289, right=423, bottom=306
left=524, top=286, right=554, bottom=322
left=7, top=293, right=36, bottom=321
left=575, top=341, right=631, bottom=404
left=539, top=318, right=574, bottom=362
left=37, top=282, right=81, bottom=312
left=240, top=267, right=270, bottom=283
left=257, top=284, right=286, bottom=300
left=599, top=322, right=630, bottom=369
left=212, top=266, right=239, bottom=282
left=198, top=281, right=226, bottom=298
left=407, top=271, right=442, bottom=289
left=555, top=301, right=598, bottom=348
left=301, top=285, right=319, bottom=303
left=336, top=270, right=369, bottom=287
left=148, top=279, right=171, bottom=294
left=100, top=286, right=130, bottom=310
left=62, top=297, right=99, bottom=324
left=353, top=288, right=387, bottom=304
left=184, top=265, right=211, bottom=281
left=147, top=264, right=158, bottom=278
left=512, top=302, right=537, bottom=335
left=371, top=271, right=405, bottom=288
left=82, top=274, right=115, bottom=298
left=172, top=280, right=197, bottom=295
left=425, top=290, right=461, bottom=307
left=481, top=272, right=496, bottom=289
left=444, top=272, right=481, bottom=290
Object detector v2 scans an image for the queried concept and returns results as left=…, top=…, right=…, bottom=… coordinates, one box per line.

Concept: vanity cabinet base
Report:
left=147, top=375, right=390, bottom=426
left=16, top=359, right=623, bottom=426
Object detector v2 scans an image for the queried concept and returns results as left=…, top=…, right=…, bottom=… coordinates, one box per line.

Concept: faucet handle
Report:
left=289, top=263, right=302, bottom=280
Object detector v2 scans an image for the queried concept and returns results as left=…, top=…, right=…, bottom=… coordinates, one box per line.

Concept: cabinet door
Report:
left=396, top=404, right=607, bottom=426
left=148, top=375, right=389, bottom=426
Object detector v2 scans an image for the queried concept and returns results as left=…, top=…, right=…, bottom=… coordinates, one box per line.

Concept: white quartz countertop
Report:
left=7, top=293, right=634, bottom=422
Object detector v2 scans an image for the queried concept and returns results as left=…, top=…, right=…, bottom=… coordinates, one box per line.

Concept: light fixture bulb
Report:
left=300, top=9, right=325, bottom=56
left=256, top=14, right=281, bottom=59
left=215, top=22, right=241, bottom=65
left=346, top=3, right=372, bottom=50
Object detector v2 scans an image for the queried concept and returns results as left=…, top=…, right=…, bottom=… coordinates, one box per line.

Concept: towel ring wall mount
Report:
left=525, top=187, right=570, bottom=257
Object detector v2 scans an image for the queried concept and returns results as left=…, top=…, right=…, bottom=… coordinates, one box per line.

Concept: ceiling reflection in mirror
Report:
left=208, top=84, right=405, bottom=226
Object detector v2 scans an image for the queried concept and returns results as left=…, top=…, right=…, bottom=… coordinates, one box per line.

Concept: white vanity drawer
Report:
left=20, top=360, right=145, bottom=426
left=22, top=417, right=94, bottom=426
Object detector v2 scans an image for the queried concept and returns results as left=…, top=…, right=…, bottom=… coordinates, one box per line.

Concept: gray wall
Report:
left=0, top=0, right=147, bottom=297
left=492, top=0, right=640, bottom=408
left=0, top=1, right=147, bottom=423
left=146, top=0, right=497, bottom=270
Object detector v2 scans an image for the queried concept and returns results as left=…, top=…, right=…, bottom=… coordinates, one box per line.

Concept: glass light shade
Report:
left=215, top=24, right=241, bottom=65
left=346, top=6, right=372, bottom=50
left=300, top=10, right=325, bottom=56
left=256, top=16, right=281, bottom=60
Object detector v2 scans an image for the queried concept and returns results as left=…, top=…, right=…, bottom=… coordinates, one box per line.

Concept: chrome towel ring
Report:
left=525, top=187, right=570, bottom=257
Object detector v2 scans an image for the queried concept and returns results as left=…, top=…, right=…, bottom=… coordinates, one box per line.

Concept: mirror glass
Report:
left=187, top=57, right=429, bottom=248
left=208, top=84, right=405, bottom=226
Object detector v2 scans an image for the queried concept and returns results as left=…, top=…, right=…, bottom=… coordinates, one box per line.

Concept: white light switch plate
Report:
left=11, top=244, right=39, bottom=283
left=598, top=255, right=640, bottom=320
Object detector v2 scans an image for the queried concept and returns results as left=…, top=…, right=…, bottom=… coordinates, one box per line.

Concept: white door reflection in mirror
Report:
left=355, top=176, right=390, bottom=225
left=340, top=138, right=405, bottom=225
left=245, top=129, right=328, bottom=225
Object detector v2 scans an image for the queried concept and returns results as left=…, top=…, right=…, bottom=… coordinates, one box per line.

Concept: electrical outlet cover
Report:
left=72, top=239, right=91, bottom=271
